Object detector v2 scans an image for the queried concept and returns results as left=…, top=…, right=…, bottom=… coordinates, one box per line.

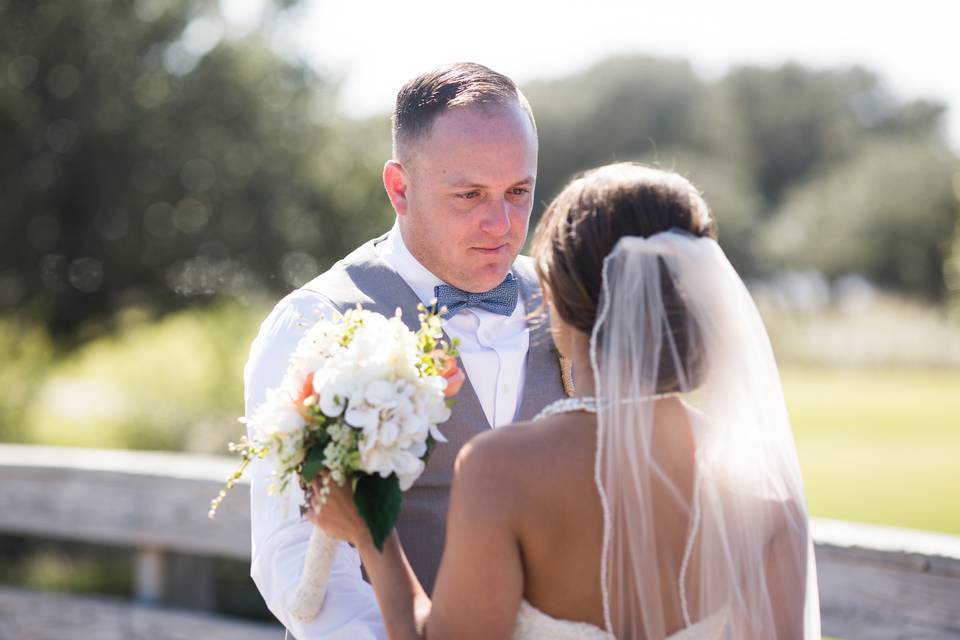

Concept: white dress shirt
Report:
left=243, top=224, right=531, bottom=639
left=377, top=224, right=529, bottom=428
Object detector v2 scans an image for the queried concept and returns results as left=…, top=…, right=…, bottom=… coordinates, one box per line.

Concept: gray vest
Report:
left=301, top=234, right=566, bottom=593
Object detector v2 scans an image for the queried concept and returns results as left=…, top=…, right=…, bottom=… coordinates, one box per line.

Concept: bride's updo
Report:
left=532, top=162, right=715, bottom=390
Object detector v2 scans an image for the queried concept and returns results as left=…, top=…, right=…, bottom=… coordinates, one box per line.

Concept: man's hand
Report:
left=306, top=475, right=373, bottom=550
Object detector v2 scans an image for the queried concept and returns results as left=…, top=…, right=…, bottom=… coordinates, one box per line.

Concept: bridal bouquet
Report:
left=209, top=303, right=462, bottom=621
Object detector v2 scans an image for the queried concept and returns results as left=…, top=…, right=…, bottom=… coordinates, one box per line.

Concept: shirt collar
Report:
left=377, top=222, right=445, bottom=306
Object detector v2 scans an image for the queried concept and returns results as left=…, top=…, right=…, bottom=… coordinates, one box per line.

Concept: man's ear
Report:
left=383, top=160, right=409, bottom=216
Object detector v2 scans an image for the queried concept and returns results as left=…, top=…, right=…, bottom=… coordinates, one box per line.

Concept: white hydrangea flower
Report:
left=365, top=379, right=399, bottom=408
left=360, top=444, right=425, bottom=490
left=314, top=367, right=346, bottom=417
left=291, top=319, right=342, bottom=376
left=408, top=440, right=428, bottom=459
left=378, top=418, right=400, bottom=448
left=243, top=387, right=305, bottom=438
left=345, top=398, right=380, bottom=431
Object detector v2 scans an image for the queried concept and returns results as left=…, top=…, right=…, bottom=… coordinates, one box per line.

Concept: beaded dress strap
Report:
left=533, top=393, right=680, bottom=422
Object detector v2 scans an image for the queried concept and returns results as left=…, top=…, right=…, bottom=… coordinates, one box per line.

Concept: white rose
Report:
left=244, top=387, right=304, bottom=437
left=309, top=365, right=331, bottom=393
left=315, top=366, right=354, bottom=418
left=317, top=374, right=346, bottom=417
left=319, top=393, right=345, bottom=418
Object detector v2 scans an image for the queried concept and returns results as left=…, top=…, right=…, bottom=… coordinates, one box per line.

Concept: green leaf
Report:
left=300, top=446, right=326, bottom=483
left=423, top=436, right=438, bottom=465
left=353, top=473, right=402, bottom=552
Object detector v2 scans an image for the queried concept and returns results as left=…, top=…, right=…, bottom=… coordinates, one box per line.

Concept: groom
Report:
left=243, top=62, right=567, bottom=639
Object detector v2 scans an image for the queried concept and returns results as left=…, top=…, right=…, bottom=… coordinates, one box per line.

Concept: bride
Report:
left=313, top=162, right=821, bottom=639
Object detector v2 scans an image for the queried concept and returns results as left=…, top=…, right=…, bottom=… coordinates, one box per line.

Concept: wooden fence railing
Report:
left=0, top=444, right=958, bottom=639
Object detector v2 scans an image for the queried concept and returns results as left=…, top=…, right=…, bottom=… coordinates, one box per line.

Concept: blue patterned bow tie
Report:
left=434, top=274, right=518, bottom=318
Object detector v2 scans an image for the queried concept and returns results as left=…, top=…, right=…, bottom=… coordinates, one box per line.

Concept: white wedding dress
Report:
left=512, top=599, right=729, bottom=640
left=510, top=396, right=731, bottom=640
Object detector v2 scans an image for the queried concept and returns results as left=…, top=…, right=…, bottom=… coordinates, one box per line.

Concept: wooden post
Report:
left=134, top=546, right=165, bottom=604
left=166, top=552, right=216, bottom=611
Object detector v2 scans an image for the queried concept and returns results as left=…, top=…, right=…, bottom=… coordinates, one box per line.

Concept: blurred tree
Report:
left=714, top=64, right=947, bottom=208
left=761, top=137, right=960, bottom=300
left=0, top=317, right=55, bottom=443
left=523, top=56, right=708, bottom=215
left=0, top=0, right=391, bottom=341
left=631, top=147, right=764, bottom=275
left=944, top=172, right=960, bottom=315
left=4, top=21, right=959, bottom=340
left=521, top=56, right=956, bottom=291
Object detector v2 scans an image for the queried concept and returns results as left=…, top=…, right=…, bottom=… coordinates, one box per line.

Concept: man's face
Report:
left=390, top=103, right=538, bottom=293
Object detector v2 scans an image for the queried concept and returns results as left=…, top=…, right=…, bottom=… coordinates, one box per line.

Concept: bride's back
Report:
left=440, top=162, right=816, bottom=638
left=498, top=163, right=716, bottom=637
left=481, top=395, right=697, bottom=635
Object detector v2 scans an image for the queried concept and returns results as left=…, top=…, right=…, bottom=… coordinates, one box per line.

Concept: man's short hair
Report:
left=392, top=62, right=536, bottom=161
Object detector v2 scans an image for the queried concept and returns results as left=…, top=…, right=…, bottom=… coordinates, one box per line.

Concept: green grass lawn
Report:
left=782, top=366, right=960, bottom=535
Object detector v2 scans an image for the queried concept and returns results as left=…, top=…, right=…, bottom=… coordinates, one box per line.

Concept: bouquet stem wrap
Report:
left=288, top=527, right=339, bottom=621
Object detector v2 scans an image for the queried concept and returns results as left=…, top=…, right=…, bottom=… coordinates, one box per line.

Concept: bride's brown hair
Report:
left=531, top=162, right=716, bottom=391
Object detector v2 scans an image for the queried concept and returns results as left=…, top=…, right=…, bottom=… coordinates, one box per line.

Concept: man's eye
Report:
left=457, top=191, right=480, bottom=200
left=511, top=188, right=530, bottom=196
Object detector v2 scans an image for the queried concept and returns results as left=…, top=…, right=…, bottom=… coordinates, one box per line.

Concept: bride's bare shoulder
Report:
left=452, top=414, right=593, bottom=494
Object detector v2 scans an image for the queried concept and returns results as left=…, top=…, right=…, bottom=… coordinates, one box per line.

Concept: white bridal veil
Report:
left=590, top=230, right=821, bottom=639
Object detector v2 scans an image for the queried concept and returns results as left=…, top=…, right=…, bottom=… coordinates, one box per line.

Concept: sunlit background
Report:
left=2, top=0, right=959, bottom=633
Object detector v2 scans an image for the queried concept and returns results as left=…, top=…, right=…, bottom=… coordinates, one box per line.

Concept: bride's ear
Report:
left=383, top=160, right=410, bottom=216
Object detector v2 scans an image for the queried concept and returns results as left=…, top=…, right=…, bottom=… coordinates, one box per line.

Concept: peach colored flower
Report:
left=432, top=351, right=464, bottom=398
left=296, top=371, right=316, bottom=420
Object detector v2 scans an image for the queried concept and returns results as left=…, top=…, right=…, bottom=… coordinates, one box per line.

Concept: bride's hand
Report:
left=306, top=475, right=372, bottom=549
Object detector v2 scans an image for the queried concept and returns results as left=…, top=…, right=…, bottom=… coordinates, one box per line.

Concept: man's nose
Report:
left=479, top=197, right=512, bottom=235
